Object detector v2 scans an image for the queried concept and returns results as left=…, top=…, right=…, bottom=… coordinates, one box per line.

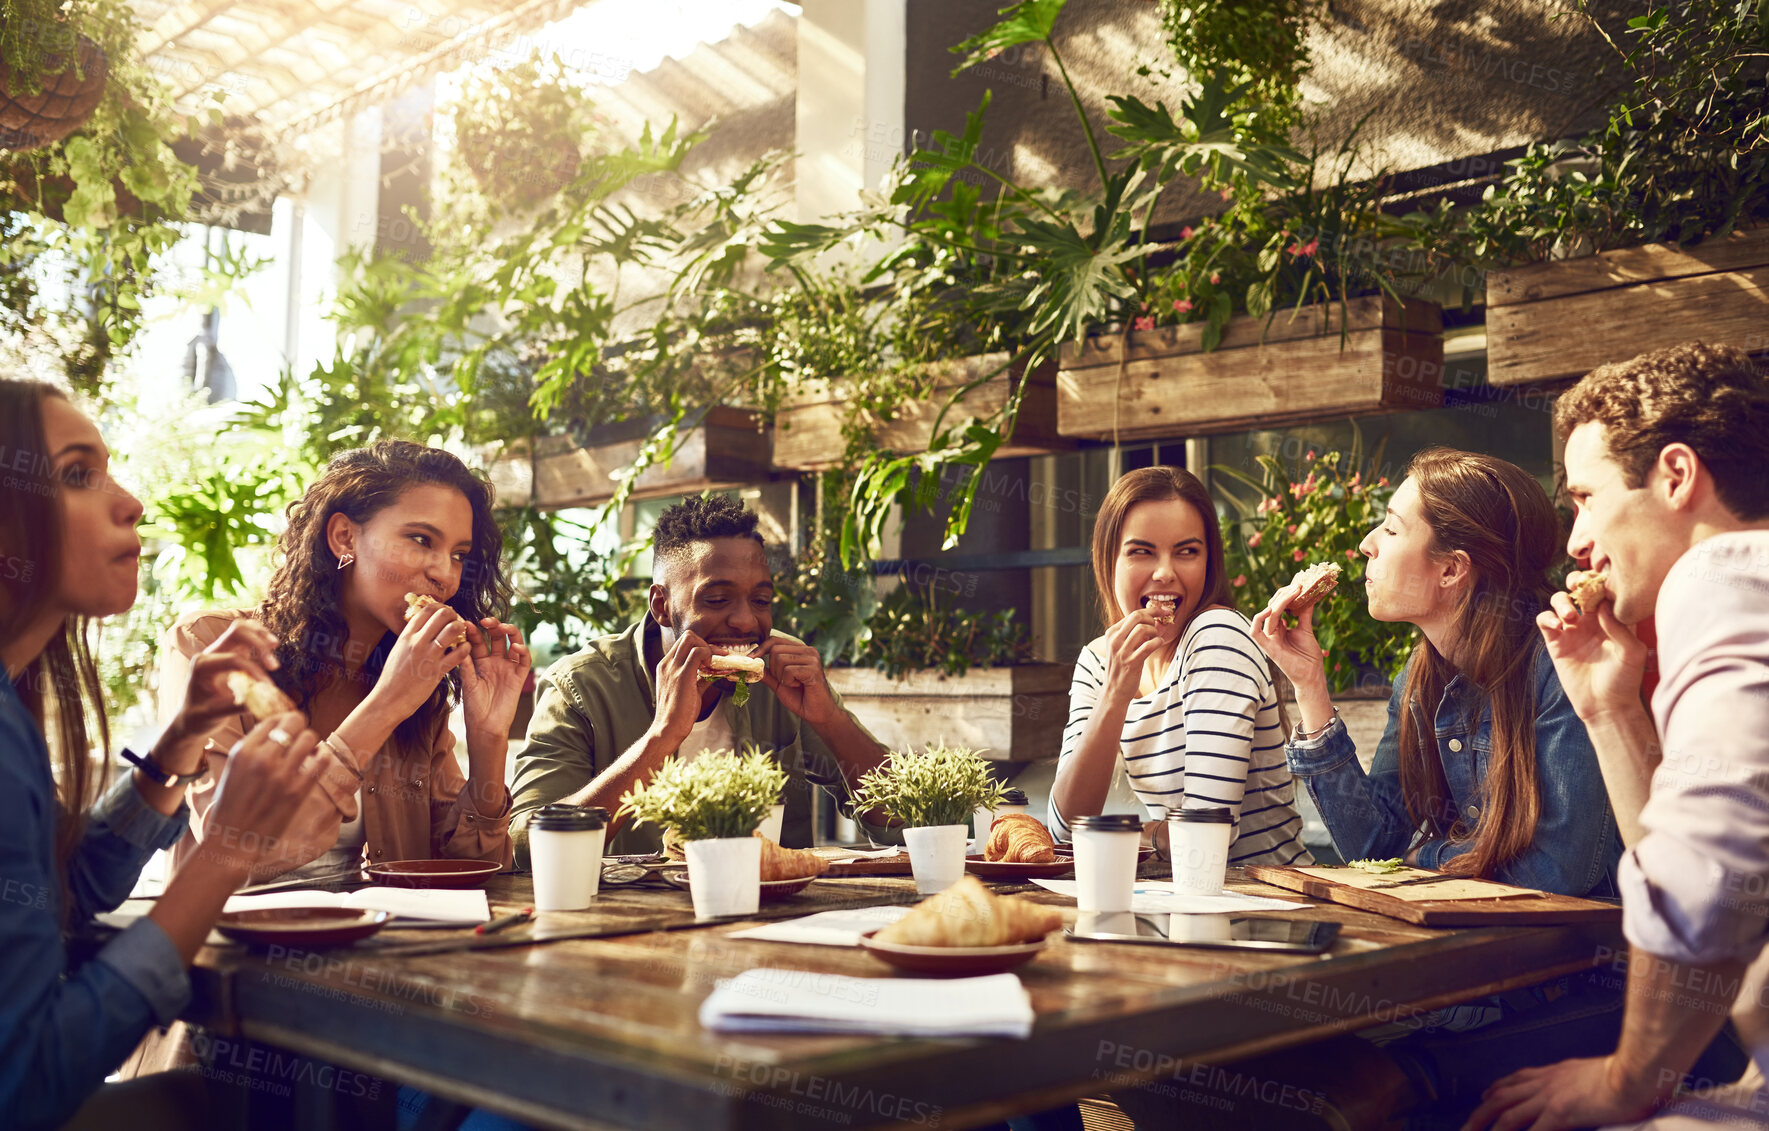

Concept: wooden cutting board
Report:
left=1246, top=864, right=1621, bottom=927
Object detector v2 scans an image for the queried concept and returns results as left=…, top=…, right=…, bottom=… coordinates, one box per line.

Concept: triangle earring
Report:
left=338, top=553, right=355, bottom=570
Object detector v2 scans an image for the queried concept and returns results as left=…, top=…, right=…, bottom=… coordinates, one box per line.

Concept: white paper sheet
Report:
left=222, top=886, right=490, bottom=924
left=725, top=905, right=915, bottom=947
left=700, top=969, right=1034, bottom=1037
left=1030, top=879, right=1309, bottom=914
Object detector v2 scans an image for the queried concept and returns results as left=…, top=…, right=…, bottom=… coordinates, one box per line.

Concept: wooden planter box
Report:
left=1056, top=296, right=1444, bottom=441
left=825, top=663, right=1070, bottom=763
left=772, top=352, right=1072, bottom=471
left=1486, top=228, right=1769, bottom=388
left=486, top=407, right=772, bottom=509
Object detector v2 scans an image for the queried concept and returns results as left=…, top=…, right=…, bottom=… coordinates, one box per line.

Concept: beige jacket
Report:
left=160, top=609, right=513, bottom=881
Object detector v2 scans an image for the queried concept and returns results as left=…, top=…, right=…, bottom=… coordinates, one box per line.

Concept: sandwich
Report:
left=702, top=644, right=765, bottom=707
left=1568, top=571, right=1608, bottom=614
left=224, top=670, right=297, bottom=721
left=1289, top=562, right=1343, bottom=611
left=404, top=592, right=467, bottom=645
left=1142, top=594, right=1178, bottom=625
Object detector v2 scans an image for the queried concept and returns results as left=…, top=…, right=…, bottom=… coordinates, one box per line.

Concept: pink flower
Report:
left=1321, top=649, right=1330, bottom=658
left=1210, top=272, right=1221, bottom=285
left=1349, top=472, right=1361, bottom=488
left=1345, top=549, right=1358, bottom=560
left=1286, top=238, right=1320, bottom=259
left=1292, top=549, right=1306, bottom=562
left=1220, top=187, right=1233, bottom=200
left=1287, top=524, right=1298, bottom=535
left=1248, top=531, right=1263, bottom=548
left=1133, top=316, right=1155, bottom=331
left=1173, top=299, right=1193, bottom=313
left=1179, top=226, right=1195, bottom=240
left=1378, top=477, right=1390, bottom=487
left=1306, top=449, right=1316, bottom=460
left=1231, top=574, right=1247, bottom=588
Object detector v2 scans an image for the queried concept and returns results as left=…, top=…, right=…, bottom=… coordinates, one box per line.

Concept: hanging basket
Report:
left=0, top=36, right=108, bottom=152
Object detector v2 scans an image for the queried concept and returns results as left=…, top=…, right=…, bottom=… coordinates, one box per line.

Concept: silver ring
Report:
left=267, top=727, right=294, bottom=747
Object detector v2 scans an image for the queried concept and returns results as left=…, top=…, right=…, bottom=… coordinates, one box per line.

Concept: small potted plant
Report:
left=618, top=747, right=787, bottom=918
left=853, top=744, right=1007, bottom=894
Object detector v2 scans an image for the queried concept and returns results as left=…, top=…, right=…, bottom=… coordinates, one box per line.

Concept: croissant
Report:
left=754, top=831, right=830, bottom=881
left=874, top=875, right=1061, bottom=947
left=985, top=813, right=1058, bottom=864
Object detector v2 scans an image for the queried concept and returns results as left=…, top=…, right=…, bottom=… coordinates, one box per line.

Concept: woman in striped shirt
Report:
left=1049, top=466, right=1311, bottom=866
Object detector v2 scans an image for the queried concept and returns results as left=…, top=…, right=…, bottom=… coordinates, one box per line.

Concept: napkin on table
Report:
left=700, top=969, right=1034, bottom=1038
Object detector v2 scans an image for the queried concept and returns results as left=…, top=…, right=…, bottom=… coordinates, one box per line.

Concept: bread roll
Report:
left=224, top=671, right=296, bottom=721
left=753, top=831, right=830, bottom=881
left=874, top=875, right=1061, bottom=947
left=985, top=813, right=1058, bottom=864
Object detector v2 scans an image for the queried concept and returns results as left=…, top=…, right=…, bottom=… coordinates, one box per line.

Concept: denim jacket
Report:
left=0, top=670, right=192, bottom=1130
left=1285, top=643, right=1621, bottom=896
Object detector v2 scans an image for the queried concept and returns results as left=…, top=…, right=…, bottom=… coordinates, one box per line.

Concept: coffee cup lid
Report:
left=529, top=804, right=608, bottom=831
left=1001, top=789, right=1028, bottom=805
left=1071, top=813, right=1142, bottom=832
left=1169, top=807, right=1234, bottom=824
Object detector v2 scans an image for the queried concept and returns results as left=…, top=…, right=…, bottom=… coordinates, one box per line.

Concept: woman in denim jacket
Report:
left=1253, top=447, right=1622, bottom=895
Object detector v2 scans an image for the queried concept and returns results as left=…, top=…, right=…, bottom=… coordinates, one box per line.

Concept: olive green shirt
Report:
left=509, top=616, right=888, bottom=865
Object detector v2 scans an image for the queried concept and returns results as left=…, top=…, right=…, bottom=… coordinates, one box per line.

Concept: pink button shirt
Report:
left=1620, top=531, right=1769, bottom=970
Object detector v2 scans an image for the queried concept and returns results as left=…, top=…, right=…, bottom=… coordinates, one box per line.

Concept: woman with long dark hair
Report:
left=1051, top=465, right=1311, bottom=865
left=0, top=379, right=329, bottom=1128
left=1254, top=447, right=1620, bottom=891
left=160, top=440, right=531, bottom=881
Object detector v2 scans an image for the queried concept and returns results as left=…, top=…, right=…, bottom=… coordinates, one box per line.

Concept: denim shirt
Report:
left=1285, top=644, right=1621, bottom=896
left=0, top=669, right=192, bottom=1130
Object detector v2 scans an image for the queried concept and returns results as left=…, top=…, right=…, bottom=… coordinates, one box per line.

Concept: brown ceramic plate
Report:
left=964, top=855, right=1074, bottom=880
left=366, top=860, right=500, bottom=889
left=858, top=929, right=1048, bottom=975
left=215, top=908, right=390, bottom=947
left=661, top=869, right=819, bottom=901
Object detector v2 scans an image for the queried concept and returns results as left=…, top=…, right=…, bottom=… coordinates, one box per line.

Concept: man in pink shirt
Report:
left=1467, top=341, right=1769, bottom=1130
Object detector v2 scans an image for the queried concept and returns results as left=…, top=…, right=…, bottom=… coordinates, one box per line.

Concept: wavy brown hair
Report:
left=1394, top=448, right=1561, bottom=879
left=1091, top=465, right=1232, bottom=629
left=258, top=442, right=511, bottom=753
left=0, top=380, right=108, bottom=919
left=1555, top=341, right=1769, bottom=520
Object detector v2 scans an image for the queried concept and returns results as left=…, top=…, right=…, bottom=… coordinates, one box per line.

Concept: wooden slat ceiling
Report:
left=136, top=0, right=588, bottom=137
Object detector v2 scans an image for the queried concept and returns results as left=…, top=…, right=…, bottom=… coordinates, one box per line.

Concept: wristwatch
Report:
left=121, top=745, right=201, bottom=788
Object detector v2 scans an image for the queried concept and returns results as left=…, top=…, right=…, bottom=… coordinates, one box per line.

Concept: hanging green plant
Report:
left=448, top=52, right=603, bottom=215
left=0, top=10, right=107, bottom=151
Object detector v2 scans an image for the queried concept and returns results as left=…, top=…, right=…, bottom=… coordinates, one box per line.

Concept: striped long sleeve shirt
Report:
left=1051, top=607, right=1312, bottom=866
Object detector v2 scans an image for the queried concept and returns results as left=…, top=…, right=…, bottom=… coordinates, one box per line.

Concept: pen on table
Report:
left=475, top=907, right=535, bottom=935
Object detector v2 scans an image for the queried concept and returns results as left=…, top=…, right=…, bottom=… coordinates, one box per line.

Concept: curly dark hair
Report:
left=653, top=493, right=763, bottom=573
left=257, top=441, right=512, bottom=753
left=1555, top=341, right=1769, bottom=520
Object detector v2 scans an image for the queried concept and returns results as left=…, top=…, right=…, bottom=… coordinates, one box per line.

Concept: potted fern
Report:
left=618, top=748, right=787, bottom=918
left=853, top=744, right=1007, bottom=894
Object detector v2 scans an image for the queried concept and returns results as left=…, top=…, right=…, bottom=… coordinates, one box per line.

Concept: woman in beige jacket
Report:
left=159, top=440, right=530, bottom=882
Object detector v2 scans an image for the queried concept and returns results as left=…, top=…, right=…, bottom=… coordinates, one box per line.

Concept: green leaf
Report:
left=949, top=0, right=1068, bottom=75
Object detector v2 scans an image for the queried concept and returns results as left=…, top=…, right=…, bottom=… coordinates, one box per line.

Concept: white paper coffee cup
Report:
left=1071, top=813, right=1142, bottom=912
left=528, top=804, right=609, bottom=911
left=1169, top=807, right=1234, bottom=896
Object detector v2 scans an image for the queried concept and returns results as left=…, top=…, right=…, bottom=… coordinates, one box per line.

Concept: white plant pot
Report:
left=684, top=836, right=762, bottom=919
left=903, top=824, right=969, bottom=894
left=757, top=803, right=786, bottom=844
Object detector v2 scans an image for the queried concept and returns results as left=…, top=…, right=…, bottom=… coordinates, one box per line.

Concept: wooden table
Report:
left=185, top=870, right=1622, bottom=1131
